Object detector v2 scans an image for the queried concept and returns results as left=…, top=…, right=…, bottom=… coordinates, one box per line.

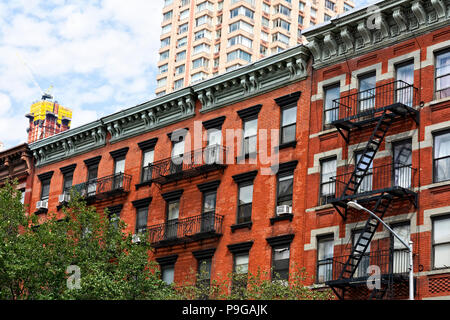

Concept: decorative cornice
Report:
left=83, top=156, right=101, bottom=167
left=161, top=189, right=184, bottom=201
left=202, top=116, right=226, bottom=130
left=266, top=234, right=295, bottom=247
left=227, top=241, right=254, bottom=254
left=109, top=147, right=129, bottom=159
left=131, top=197, right=152, bottom=208
left=137, top=138, right=158, bottom=151
left=59, top=164, right=76, bottom=175
left=37, top=171, right=54, bottom=181
left=237, top=104, right=262, bottom=120
left=303, top=0, right=450, bottom=68
left=192, top=248, right=216, bottom=260
left=274, top=91, right=302, bottom=108
left=197, top=180, right=221, bottom=193
left=156, top=254, right=178, bottom=266
left=232, top=170, right=258, bottom=184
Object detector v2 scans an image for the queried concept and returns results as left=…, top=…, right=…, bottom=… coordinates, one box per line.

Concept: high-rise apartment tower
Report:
left=156, top=0, right=354, bottom=96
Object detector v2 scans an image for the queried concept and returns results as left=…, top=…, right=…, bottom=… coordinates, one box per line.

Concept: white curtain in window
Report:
left=435, top=133, right=450, bottom=181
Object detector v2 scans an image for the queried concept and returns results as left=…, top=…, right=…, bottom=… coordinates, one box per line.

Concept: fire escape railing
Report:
left=329, top=163, right=417, bottom=202
left=328, top=80, right=419, bottom=123
left=326, top=249, right=410, bottom=284
left=148, top=144, right=227, bottom=185
left=66, top=173, right=132, bottom=200
left=145, top=212, right=224, bottom=246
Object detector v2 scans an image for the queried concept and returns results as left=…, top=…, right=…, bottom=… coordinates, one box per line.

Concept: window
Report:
left=262, top=3, right=270, bottom=14
left=141, top=149, right=154, bottom=183
left=171, top=137, right=185, bottom=174
left=317, top=236, right=334, bottom=283
left=192, top=57, right=209, bottom=69
left=107, top=205, right=122, bottom=229
left=237, top=183, right=253, bottom=224
left=391, top=223, right=410, bottom=273
left=324, top=84, right=340, bottom=127
left=227, top=49, right=251, bottom=63
left=273, top=18, right=290, bottom=31
left=277, top=173, right=294, bottom=207
left=196, top=15, right=212, bottom=27
left=233, top=253, right=249, bottom=292
left=156, top=90, right=166, bottom=97
left=261, top=31, right=268, bottom=42
left=243, top=118, right=257, bottom=156
left=201, top=191, right=217, bottom=232
left=160, top=37, right=170, bottom=48
left=320, top=158, right=336, bottom=205
left=197, top=258, right=212, bottom=288
left=298, top=15, right=304, bottom=25
left=162, top=265, right=175, bottom=284
left=176, top=50, right=186, bottom=61
left=86, top=164, right=98, bottom=197
left=299, top=2, right=305, bottom=11
left=344, top=3, right=353, bottom=11
left=40, top=179, right=50, bottom=201
left=135, top=206, right=148, bottom=234
left=281, top=106, right=297, bottom=144
left=191, top=72, right=208, bottom=83
left=226, top=64, right=242, bottom=72
left=157, top=77, right=167, bottom=88
left=358, top=72, right=376, bottom=112
left=175, top=64, right=185, bottom=75
left=262, top=16, right=269, bottom=27
left=177, top=36, right=187, bottom=48
left=158, top=63, right=168, bottom=75
left=230, top=6, right=254, bottom=19
left=180, top=9, right=189, bottom=20
left=324, top=14, right=331, bottom=21
left=272, top=245, right=290, bottom=281
left=325, top=0, right=335, bottom=11
left=432, top=215, right=450, bottom=269
left=193, top=43, right=210, bottom=55
left=194, top=29, right=211, bottom=41
left=435, top=50, right=450, bottom=99
left=161, top=23, right=172, bottom=34
left=163, top=10, right=173, bottom=21
left=229, top=20, right=253, bottom=34
left=174, top=79, right=184, bottom=90
left=113, top=156, right=125, bottom=190
left=196, top=1, right=213, bottom=12
left=395, top=61, right=414, bottom=106
left=355, top=150, right=374, bottom=193
left=272, top=32, right=290, bottom=45
left=178, top=23, right=188, bottom=34
left=62, top=171, right=73, bottom=195
left=166, top=199, right=180, bottom=239
left=164, top=0, right=173, bottom=6
left=434, top=131, right=450, bottom=183
left=228, top=35, right=252, bottom=48
left=160, top=50, right=169, bottom=61
left=310, top=8, right=317, bottom=18
left=393, top=140, right=412, bottom=188
left=274, top=4, right=291, bottom=16
left=181, top=0, right=189, bottom=7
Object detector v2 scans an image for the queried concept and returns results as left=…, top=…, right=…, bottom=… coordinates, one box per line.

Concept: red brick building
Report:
left=27, top=0, right=450, bottom=300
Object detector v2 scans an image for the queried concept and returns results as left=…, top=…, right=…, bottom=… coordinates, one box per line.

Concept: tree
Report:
left=0, top=180, right=173, bottom=300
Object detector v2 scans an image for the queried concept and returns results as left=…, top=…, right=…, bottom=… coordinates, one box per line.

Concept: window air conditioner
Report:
left=36, top=200, right=48, bottom=210
left=276, top=205, right=292, bottom=216
left=58, top=194, right=71, bottom=204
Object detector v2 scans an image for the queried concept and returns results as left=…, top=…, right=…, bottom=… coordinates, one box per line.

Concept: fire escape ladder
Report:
left=338, top=194, right=393, bottom=281
left=341, top=111, right=394, bottom=198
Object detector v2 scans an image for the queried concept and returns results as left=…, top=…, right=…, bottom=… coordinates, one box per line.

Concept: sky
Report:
left=0, top=0, right=371, bottom=150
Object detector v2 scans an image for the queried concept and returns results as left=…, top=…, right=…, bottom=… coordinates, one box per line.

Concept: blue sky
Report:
left=0, top=0, right=372, bottom=150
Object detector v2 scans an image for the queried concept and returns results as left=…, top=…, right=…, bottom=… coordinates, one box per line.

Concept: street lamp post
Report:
left=347, top=201, right=414, bottom=300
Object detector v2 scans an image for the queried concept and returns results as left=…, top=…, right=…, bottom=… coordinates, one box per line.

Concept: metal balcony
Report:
left=328, top=163, right=417, bottom=206
left=146, top=212, right=224, bottom=248
left=67, top=173, right=132, bottom=201
left=328, top=80, right=419, bottom=133
left=325, top=249, right=410, bottom=288
left=148, top=145, right=227, bottom=185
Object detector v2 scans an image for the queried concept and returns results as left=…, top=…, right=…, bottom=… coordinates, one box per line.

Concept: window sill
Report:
left=231, top=221, right=252, bottom=232
left=135, top=181, right=152, bottom=190
left=277, top=141, right=297, bottom=150
left=270, top=213, right=293, bottom=225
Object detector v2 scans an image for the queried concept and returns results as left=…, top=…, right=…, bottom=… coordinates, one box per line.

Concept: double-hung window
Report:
left=395, top=61, right=414, bottom=107
left=358, top=72, right=376, bottom=112
left=324, top=84, right=340, bottom=128
left=432, top=215, right=450, bottom=269
left=317, top=236, right=334, bottom=283
left=280, top=106, right=297, bottom=145
left=320, top=158, right=336, bottom=205
left=433, top=131, right=450, bottom=183
left=435, top=50, right=450, bottom=99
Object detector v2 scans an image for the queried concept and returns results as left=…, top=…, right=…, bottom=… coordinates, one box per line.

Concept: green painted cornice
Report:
left=303, top=0, right=450, bottom=69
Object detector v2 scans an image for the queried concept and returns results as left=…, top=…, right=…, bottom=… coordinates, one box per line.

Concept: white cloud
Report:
left=0, top=0, right=164, bottom=149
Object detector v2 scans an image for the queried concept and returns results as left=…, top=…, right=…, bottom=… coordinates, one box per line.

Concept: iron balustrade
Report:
left=327, top=249, right=410, bottom=283
left=328, top=80, right=419, bottom=122
left=65, top=173, right=132, bottom=199
left=148, top=145, right=227, bottom=185
left=146, top=212, right=224, bottom=245
left=330, top=163, right=416, bottom=201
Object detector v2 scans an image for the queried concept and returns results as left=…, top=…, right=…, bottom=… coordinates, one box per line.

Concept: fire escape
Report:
left=326, top=80, right=419, bottom=300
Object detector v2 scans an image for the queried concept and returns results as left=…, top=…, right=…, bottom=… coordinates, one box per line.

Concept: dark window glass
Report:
left=281, top=106, right=297, bottom=144
left=237, top=183, right=253, bottom=223
left=63, top=173, right=73, bottom=193
left=358, top=73, right=376, bottom=112
left=272, top=245, right=290, bottom=281
left=432, top=215, right=450, bottom=269
left=141, top=149, right=154, bottom=183
left=324, top=85, right=340, bottom=126
left=277, top=173, right=293, bottom=207
left=136, top=207, right=149, bottom=234
left=41, top=179, right=50, bottom=200
left=243, top=118, right=257, bottom=156
left=317, top=236, right=334, bottom=283
left=320, top=158, right=336, bottom=205
left=435, top=50, right=450, bottom=99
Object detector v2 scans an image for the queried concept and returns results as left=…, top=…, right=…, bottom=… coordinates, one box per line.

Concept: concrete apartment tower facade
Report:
left=155, top=0, right=354, bottom=96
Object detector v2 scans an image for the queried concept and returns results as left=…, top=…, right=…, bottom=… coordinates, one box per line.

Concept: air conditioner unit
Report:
left=36, top=200, right=48, bottom=210
left=276, top=205, right=292, bottom=216
left=58, top=194, right=70, bottom=204
left=132, top=234, right=141, bottom=244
